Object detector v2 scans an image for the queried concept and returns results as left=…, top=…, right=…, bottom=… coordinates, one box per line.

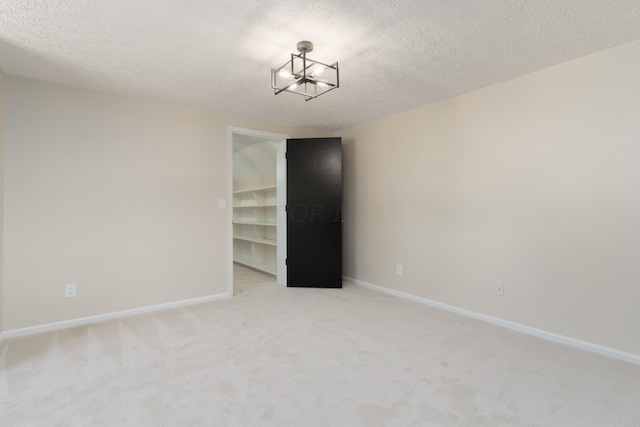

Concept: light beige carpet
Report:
left=1, top=265, right=639, bottom=426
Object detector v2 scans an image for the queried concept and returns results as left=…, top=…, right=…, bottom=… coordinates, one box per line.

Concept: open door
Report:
left=286, top=137, right=342, bottom=288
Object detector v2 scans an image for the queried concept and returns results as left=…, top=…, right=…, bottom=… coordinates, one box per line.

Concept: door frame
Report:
left=227, top=126, right=289, bottom=296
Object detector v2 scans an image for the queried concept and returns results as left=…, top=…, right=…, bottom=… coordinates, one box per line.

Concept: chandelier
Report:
left=271, top=41, right=339, bottom=101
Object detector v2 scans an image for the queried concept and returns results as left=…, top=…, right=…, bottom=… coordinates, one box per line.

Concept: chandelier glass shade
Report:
left=271, top=41, right=339, bottom=101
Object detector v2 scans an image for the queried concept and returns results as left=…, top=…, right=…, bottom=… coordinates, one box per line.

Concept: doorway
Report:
left=228, top=127, right=288, bottom=296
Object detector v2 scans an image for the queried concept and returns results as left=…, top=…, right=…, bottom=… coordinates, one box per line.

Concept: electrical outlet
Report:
left=496, top=284, right=504, bottom=296
left=65, top=284, right=77, bottom=298
left=396, top=264, right=403, bottom=276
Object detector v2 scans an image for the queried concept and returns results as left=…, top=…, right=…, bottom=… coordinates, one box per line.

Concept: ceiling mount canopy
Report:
left=271, top=41, right=339, bottom=101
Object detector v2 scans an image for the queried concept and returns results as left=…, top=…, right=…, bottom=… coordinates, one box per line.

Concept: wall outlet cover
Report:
left=65, top=284, right=77, bottom=298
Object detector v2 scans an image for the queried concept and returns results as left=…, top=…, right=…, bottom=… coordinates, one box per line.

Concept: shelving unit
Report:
left=233, top=185, right=277, bottom=276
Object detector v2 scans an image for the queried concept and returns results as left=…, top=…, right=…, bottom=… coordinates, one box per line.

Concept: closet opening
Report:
left=228, top=127, right=288, bottom=296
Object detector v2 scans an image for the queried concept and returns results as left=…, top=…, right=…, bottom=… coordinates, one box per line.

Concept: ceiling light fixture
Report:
left=271, top=41, right=339, bottom=101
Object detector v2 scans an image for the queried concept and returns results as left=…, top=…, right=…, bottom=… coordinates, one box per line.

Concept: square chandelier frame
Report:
left=271, top=47, right=339, bottom=101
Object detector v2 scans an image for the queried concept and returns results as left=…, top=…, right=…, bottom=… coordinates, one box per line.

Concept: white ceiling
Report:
left=232, top=134, right=274, bottom=153
left=1, top=1, right=639, bottom=132
left=233, top=139, right=278, bottom=182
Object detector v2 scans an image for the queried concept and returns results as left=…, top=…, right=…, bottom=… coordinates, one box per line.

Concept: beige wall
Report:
left=0, top=68, right=4, bottom=335
left=3, top=75, right=326, bottom=330
left=341, top=39, right=640, bottom=356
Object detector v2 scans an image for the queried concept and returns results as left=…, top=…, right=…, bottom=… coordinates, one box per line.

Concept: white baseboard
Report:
left=344, top=277, right=640, bottom=366
left=2, top=292, right=231, bottom=340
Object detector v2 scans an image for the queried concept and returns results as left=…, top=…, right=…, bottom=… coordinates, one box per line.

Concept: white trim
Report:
left=2, top=292, right=230, bottom=339
left=227, top=127, right=235, bottom=298
left=228, top=126, right=289, bottom=141
left=276, top=138, right=287, bottom=285
left=345, top=277, right=640, bottom=366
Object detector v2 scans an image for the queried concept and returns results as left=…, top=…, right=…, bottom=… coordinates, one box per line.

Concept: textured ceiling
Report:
left=1, top=1, right=639, bottom=132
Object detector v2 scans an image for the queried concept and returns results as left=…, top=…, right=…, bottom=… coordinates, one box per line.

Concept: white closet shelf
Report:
left=233, top=235, right=277, bottom=246
left=233, top=185, right=276, bottom=194
left=233, top=221, right=276, bottom=226
left=233, top=204, right=277, bottom=208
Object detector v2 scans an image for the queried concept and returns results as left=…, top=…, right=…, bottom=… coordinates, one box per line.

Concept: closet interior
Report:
left=232, top=134, right=279, bottom=277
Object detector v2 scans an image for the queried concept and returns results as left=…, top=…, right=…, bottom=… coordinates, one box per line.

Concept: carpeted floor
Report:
left=1, top=265, right=639, bottom=426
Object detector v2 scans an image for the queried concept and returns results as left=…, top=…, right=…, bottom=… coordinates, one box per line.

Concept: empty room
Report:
left=1, top=1, right=640, bottom=426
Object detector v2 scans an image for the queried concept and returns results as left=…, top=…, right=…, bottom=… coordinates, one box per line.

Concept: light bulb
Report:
left=279, top=69, right=293, bottom=79
left=289, top=83, right=298, bottom=90
left=317, top=82, right=328, bottom=88
left=313, top=66, right=325, bottom=76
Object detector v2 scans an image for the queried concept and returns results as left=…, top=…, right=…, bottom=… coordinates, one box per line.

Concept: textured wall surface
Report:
left=341, top=40, right=640, bottom=356
left=2, top=76, right=326, bottom=330
left=0, top=1, right=639, bottom=131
